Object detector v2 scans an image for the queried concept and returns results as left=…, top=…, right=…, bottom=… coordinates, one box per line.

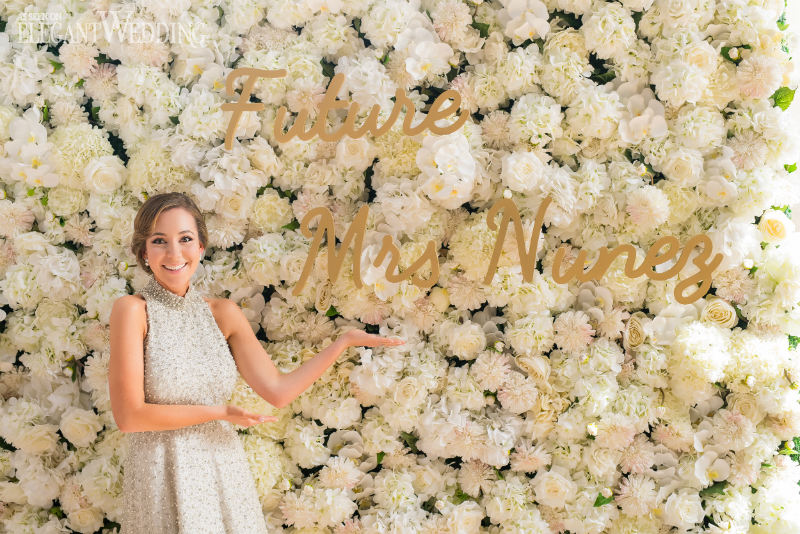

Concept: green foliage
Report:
left=771, top=87, right=795, bottom=110
left=721, top=44, right=751, bottom=64
left=471, top=21, right=490, bottom=39
left=400, top=431, right=420, bottom=453
left=700, top=481, right=729, bottom=497
left=593, top=492, right=614, bottom=506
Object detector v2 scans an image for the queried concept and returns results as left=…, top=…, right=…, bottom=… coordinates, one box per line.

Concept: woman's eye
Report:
left=152, top=236, right=192, bottom=244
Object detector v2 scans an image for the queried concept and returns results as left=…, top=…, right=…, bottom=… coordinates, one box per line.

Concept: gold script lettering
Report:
left=485, top=197, right=722, bottom=303
left=223, top=68, right=469, bottom=148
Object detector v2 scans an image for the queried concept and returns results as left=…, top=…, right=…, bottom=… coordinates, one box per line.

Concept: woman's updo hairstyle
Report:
left=130, top=192, right=208, bottom=275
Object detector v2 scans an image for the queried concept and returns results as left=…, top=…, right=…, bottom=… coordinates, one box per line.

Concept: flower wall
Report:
left=1, top=0, right=800, bottom=533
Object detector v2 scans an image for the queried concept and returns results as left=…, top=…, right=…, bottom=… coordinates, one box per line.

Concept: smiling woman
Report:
left=106, top=191, right=403, bottom=534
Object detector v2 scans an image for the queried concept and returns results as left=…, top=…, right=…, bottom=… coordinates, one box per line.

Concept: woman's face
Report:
left=143, top=207, right=204, bottom=291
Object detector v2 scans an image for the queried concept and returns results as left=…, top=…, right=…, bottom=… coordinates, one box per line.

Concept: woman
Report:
left=108, top=192, right=404, bottom=533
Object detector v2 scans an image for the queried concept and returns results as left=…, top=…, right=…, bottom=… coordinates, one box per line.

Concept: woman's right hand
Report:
left=221, top=404, right=278, bottom=428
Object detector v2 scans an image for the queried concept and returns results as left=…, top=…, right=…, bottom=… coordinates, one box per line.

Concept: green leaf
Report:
left=169, top=115, right=179, bottom=125
left=49, top=59, right=63, bottom=71
left=281, top=219, right=300, bottom=231
left=778, top=12, right=789, bottom=31
left=470, top=21, right=489, bottom=39
left=453, top=485, right=474, bottom=504
left=377, top=451, right=385, bottom=464
left=789, top=335, right=800, bottom=350
left=325, top=305, right=338, bottom=317
left=400, top=431, right=420, bottom=453
left=771, top=87, right=795, bottom=111
left=594, top=493, right=614, bottom=507
left=42, top=103, right=49, bottom=123
left=786, top=163, right=797, bottom=173
left=494, top=467, right=505, bottom=480
left=700, top=481, right=728, bottom=497
left=320, top=58, right=335, bottom=80
left=721, top=44, right=751, bottom=64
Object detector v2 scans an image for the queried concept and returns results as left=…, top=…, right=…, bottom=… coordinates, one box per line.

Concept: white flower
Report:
left=497, top=0, right=550, bottom=46
left=417, top=132, right=476, bottom=209
left=59, top=407, right=104, bottom=449
left=83, top=155, right=126, bottom=194
left=582, top=2, right=637, bottom=60
left=335, top=135, right=376, bottom=172
left=662, top=489, right=704, bottom=530
left=757, top=209, right=794, bottom=243
left=617, top=84, right=668, bottom=144
left=501, top=150, right=547, bottom=194
left=737, top=53, right=782, bottom=100
left=532, top=465, right=577, bottom=508
left=396, top=26, right=454, bottom=81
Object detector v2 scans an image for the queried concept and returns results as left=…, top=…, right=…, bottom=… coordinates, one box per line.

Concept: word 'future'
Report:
left=221, top=67, right=468, bottom=149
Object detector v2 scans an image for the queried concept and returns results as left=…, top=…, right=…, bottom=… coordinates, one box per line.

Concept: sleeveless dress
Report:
left=119, top=273, right=269, bottom=534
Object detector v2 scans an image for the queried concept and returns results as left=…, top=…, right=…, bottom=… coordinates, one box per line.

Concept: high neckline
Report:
left=142, top=273, right=199, bottom=310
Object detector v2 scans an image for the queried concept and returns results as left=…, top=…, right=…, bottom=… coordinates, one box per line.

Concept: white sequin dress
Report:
left=119, top=274, right=269, bottom=534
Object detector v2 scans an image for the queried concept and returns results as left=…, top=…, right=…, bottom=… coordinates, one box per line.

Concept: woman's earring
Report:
left=145, top=258, right=149, bottom=266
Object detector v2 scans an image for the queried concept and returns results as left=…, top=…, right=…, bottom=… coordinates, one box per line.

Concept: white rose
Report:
left=335, top=135, right=375, bottom=172
left=449, top=321, right=486, bottom=360
left=83, top=155, right=126, bottom=194
left=393, top=376, right=426, bottom=407
left=533, top=465, right=576, bottom=508
left=60, top=407, right=104, bottom=449
left=66, top=507, right=104, bottom=533
left=700, top=296, right=738, bottom=329
left=501, top=151, right=546, bottom=193
left=758, top=209, right=794, bottom=244
left=662, top=489, right=704, bottom=530
left=14, top=424, right=59, bottom=455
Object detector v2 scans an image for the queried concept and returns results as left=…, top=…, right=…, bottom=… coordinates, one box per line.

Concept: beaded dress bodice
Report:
left=138, top=273, right=238, bottom=406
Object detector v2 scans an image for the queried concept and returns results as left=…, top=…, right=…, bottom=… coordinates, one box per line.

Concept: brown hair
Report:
left=131, top=192, right=208, bottom=275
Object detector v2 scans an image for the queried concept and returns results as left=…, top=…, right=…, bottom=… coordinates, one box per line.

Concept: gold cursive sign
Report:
left=222, top=67, right=468, bottom=149
left=292, top=196, right=723, bottom=304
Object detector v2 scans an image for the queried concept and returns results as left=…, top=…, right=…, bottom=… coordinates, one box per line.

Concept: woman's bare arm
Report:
left=108, top=295, right=227, bottom=433
left=221, top=299, right=402, bottom=409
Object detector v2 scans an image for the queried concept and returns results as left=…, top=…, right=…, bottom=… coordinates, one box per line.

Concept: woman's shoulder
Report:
left=111, top=294, right=148, bottom=337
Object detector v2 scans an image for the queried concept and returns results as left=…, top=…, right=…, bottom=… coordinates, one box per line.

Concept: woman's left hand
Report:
left=340, top=329, right=405, bottom=348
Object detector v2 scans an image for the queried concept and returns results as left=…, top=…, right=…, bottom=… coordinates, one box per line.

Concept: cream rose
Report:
left=60, top=407, right=104, bottom=449
left=758, top=209, right=794, bottom=243
left=393, top=376, right=426, bottom=407
left=532, top=465, right=577, bottom=508
left=14, top=423, right=59, bottom=455
left=83, top=155, right=126, bottom=194
left=623, top=312, right=647, bottom=351
left=700, top=296, right=738, bottom=329
left=662, top=489, right=704, bottom=530
left=335, top=135, right=375, bottom=172
left=66, top=507, right=105, bottom=533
